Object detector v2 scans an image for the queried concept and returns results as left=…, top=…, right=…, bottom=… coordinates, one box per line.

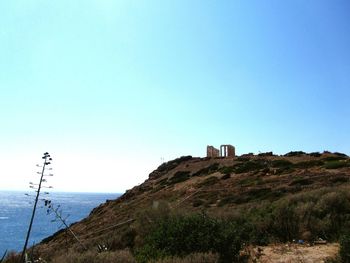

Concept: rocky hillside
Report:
left=32, top=151, right=350, bottom=261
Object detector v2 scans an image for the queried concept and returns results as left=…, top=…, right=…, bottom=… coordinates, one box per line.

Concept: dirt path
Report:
left=246, top=243, right=339, bottom=263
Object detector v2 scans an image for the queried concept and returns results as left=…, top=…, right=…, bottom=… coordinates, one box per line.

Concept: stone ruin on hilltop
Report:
left=207, top=144, right=235, bottom=158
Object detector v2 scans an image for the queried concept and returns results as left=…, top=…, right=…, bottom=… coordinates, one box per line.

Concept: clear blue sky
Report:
left=1, top=1, right=349, bottom=192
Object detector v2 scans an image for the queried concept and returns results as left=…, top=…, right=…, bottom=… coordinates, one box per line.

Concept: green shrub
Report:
left=238, top=187, right=350, bottom=243
left=192, top=163, right=220, bottom=177
left=155, top=252, right=219, bottom=263
left=271, top=201, right=299, bottom=241
left=284, top=151, right=306, bottom=157
left=238, top=177, right=257, bottom=187
left=220, top=174, right=231, bottom=180
left=324, top=160, right=349, bottom=169
left=271, top=159, right=293, bottom=168
left=331, top=176, right=349, bottom=184
left=323, top=156, right=347, bottom=162
left=269, top=159, right=295, bottom=175
left=334, top=152, right=348, bottom=158
left=198, top=176, right=219, bottom=187
left=309, top=152, right=322, bottom=157
left=219, top=166, right=234, bottom=174
left=157, top=156, right=192, bottom=173
left=194, top=191, right=218, bottom=206
left=293, top=160, right=324, bottom=169
left=236, top=156, right=251, bottom=162
left=192, top=199, right=204, bottom=207
left=233, top=160, right=267, bottom=174
left=168, top=171, right=191, bottom=185
left=135, top=244, right=167, bottom=263
left=340, top=231, right=350, bottom=263
left=289, top=178, right=313, bottom=186
left=218, top=195, right=238, bottom=206
left=245, top=187, right=272, bottom=200
left=136, top=214, right=246, bottom=263
left=104, top=228, right=137, bottom=250
left=158, top=178, right=169, bottom=186
left=258, top=152, right=274, bottom=157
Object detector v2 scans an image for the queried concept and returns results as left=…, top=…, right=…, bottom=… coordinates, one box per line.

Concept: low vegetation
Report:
left=50, top=250, right=136, bottom=263
left=340, top=230, right=350, bottom=262
left=4, top=151, right=349, bottom=263
left=135, top=213, right=248, bottom=263
left=154, top=252, right=219, bottom=263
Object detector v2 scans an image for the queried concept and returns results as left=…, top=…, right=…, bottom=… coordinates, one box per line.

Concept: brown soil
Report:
left=246, top=243, right=339, bottom=263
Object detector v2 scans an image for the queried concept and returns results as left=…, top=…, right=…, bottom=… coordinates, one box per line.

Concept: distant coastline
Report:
left=0, top=191, right=120, bottom=254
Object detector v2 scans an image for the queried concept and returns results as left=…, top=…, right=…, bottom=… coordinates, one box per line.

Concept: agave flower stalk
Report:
left=20, top=152, right=52, bottom=263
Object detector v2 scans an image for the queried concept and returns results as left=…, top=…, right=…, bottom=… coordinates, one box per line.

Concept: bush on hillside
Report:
left=198, top=176, right=219, bottom=187
left=334, top=152, right=348, bottom=158
left=323, top=156, right=347, bottom=162
left=293, top=160, right=324, bottom=169
left=340, top=231, right=350, bottom=263
left=192, top=163, right=220, bottom=177
left=238, top=187, right=350, bottom=244
left=220, top=173, right=231, bottom=180
left=233, top=160, right=267, bottom=174
left=135, top=214, right=247, bottom=263
left=324, top=160, right=349, bottom=169
left=284, top=151, right=306, bottom=157
left=219, top=166, right=234, bottom=175
left=155, top=252, right=219, bottom=263
left=271, top=159, right=293, bottom=168
left=258, top=152, right=274, bottom=157
left=168, top=171, right=191, bottom=185
left=309, top=152, right=322, bottom=157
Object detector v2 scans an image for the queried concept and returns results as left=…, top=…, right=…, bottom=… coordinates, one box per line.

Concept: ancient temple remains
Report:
left=207, top=145, right=220, bottom=157
left=206, top=144, right=235, bottom=158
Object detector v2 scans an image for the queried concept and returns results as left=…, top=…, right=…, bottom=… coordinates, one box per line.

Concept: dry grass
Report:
left=246, top=243, right=340, bottom=263
left=50, top=249, right=136, bottom=263
left=155, top=252, right=219, bottom=263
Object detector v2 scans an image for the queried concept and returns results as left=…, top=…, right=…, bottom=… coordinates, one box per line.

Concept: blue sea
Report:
left=0, top=191, right=120, bottom=256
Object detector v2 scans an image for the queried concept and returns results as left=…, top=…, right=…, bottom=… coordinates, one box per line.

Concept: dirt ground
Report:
left=245, top=243, right=339, bottom=263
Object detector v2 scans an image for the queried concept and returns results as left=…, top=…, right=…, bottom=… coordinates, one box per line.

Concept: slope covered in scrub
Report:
left=6, top=151, right=350, bottom=262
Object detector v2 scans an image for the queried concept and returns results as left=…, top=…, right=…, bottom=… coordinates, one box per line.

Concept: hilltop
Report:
left=9, top=151, right=350, bottom=262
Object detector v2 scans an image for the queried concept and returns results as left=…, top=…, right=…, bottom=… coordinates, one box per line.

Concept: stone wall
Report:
left=207, top=144, right=235, bottom=157
left=220, top=144, right=235, bottom=157
left=207, top=145, right=220, bottom=157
